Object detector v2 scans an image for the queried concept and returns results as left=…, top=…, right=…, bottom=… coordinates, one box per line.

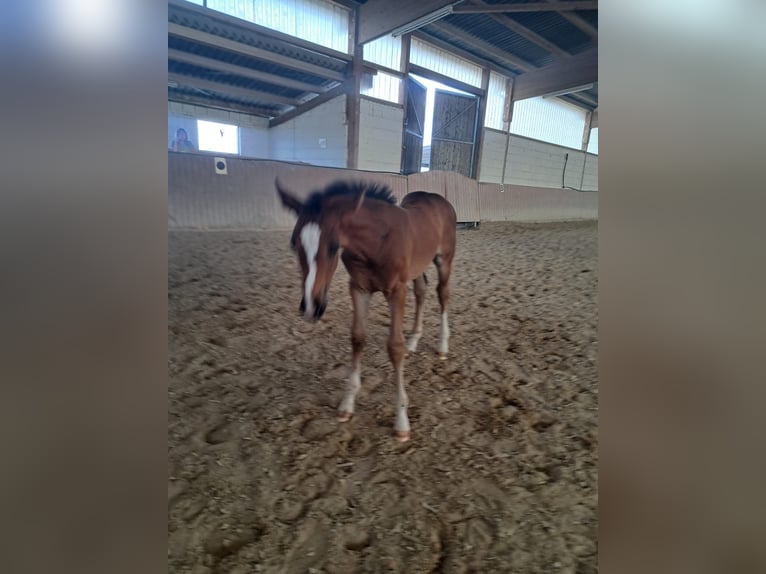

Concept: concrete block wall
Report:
left=357, top=98, right=404, bottom=173
left=269, top=95, right=347, bottom=168
left=168, top=101, right=270, bottom=158
left=478, top=129, right=598, bottom=191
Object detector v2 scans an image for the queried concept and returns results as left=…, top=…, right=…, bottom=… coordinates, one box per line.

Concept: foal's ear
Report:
left=275, top=179, right=303, bottom=214
left=353, top=190, right=366, bottom=214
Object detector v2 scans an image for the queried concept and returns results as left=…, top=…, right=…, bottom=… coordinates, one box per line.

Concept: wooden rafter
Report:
left=168, top=74, right=301, bottom=107
left=168, top=91, right=278, bottom=118
left=453, top=2, right=598, bottom=14
left=511, top=47, right=597, bottom=101
left=562, top=88, right=598, bottom=107
left=168, top=0, right=351, bottom=63
left=559, top=95, right=595, bottom=112
left=268, top=81, right=350, bottom=128
left=413, top=31, right=519, bottom=78
left=464, top=0, right=571, bottom=58
left=168, top=24, right=347, bottom=82
left=168, top=50, right=324, bottom=94
left=430, top=21, right=536, bottom=72
left=408, top=64, right=485, bottom=97
left=543, top=0, right=597, bottom=39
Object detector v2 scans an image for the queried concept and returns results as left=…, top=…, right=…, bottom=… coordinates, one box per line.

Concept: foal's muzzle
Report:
left=299, top=296, right=327, bottom=321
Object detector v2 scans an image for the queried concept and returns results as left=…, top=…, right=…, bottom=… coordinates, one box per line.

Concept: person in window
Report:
left=172, top=128, right=196, bottom=152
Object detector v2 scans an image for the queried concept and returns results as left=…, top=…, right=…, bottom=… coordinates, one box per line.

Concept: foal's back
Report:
left=399, top=192, right=457, bottom=277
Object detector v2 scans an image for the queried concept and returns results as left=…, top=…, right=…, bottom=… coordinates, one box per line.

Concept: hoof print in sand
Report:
left=203, top=422, right=232, bottom=445
left=297, top=472, right=330, bottom=501
left=343, top=526, right=371, bottom=551
left=203, top=526, right=261, bottom=558
left=275, top=496, right=307, bottom=523
left=301, top=418, right=337, bottom=441
left=314, top=495, right=349, bottom=517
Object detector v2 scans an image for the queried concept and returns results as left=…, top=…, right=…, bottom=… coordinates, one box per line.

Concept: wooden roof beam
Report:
left=558, top=95, right=595, bottom=112
left=269, top=81, right=350, bottom=128
left=429, top=20, right=536, bottom=72
left=412, top=31, right=519, bottom=78
left=168, top=0, right=351, bottom=63
left=512, top=46, right=597, bottom=101
left=168, top=91, right=278, bottom=118
left=408, top=64, right=484, bottom=96
left=463, top=0, right=571, bottom=58
left=168, top=73, right=301, bottom=107
left=168, top=23, right=347, bottom=82
left=453, top=2, right=598, bottom=14
left=168, top=49, right=325, bottom=94
left=543, top=0, right=597, bottom=40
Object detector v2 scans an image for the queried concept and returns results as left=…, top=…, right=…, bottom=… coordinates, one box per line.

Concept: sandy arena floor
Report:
left=168, top=221, right=598, bottom=574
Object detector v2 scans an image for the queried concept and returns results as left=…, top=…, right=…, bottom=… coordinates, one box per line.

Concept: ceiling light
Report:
left=541, top=83, right=595, bottom=98
left=391, top=5, right=454, bottom=37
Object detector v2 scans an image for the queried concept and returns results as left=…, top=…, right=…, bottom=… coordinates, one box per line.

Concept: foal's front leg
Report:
left=387, top=283, right=410, bottom=441
left=337, top=287, right=370, bottom=422
left=406, top=274, right=427, bottom=353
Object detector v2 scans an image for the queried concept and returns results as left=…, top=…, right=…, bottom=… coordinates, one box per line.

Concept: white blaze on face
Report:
left=300, top=222, right=321, bottom=316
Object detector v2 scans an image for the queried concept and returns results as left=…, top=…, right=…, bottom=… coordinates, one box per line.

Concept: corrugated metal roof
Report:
left=167, top=0, right=598, bottom=119
left=419, top=26, right=528, bottom=74
left=168, top=62, right=306, bottom=100
left=439, top=13, right=553, bottom=66
left=500, top=11, right=593, bottom=56
left=573, top=9, right=598, bottom=28
left=168, top=85, right=288, bottom=116
left=168, top=37, right=335, bottom=87
left=168, top=1, right=351, bottom=119
left=168, top=8, right=348, bottom=71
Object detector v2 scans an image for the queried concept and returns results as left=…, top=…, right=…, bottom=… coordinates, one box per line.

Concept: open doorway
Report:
left=402, top=73, right=479, bottom=176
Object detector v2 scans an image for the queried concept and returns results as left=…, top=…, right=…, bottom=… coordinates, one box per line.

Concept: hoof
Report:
left=394, top=430, right=411, bottom=443
left=337, top=411, right=353, bottom=423
left=438, top=352, right=448, bottom=360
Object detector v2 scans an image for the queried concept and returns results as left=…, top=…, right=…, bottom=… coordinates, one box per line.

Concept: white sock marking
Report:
left=395, top=371, right=410, bottom=433
left=339, top=369, right=361, bottom=414
left=300, top=223, right=321, bottom=317
left=438, top=311, right=450, bottom=354
left=406, top=332, right=422, bottom=353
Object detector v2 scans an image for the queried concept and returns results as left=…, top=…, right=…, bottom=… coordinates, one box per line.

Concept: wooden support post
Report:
left=581, top=110, right=593, bottom=151
left=500, top=77, right=515, bottom=186
left=399, top=33, right=412, bottom=175
left=346, top=8, right=363, bottom=169
left=472, top=68, right=491, bottom=180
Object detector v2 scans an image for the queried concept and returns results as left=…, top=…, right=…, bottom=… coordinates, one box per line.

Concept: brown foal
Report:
left=276, top=179, right=456, bottom=442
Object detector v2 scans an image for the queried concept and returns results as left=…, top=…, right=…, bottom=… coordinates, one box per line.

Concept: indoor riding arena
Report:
left=168, top=2, right=598, bottom=573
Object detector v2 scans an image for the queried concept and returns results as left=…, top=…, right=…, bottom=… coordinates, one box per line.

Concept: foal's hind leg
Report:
left=387, top=283, right=410, bottom=441
left=406, top=274, right=427, bottom=353
left=338, top=286, right=370, bottom=422
left=434, top=254, right=453, bottom=359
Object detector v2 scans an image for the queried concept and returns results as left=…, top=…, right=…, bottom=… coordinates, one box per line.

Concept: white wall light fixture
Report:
left=541, top=83, right=595, bottom=99
left=391, top=5, right=455, bottom=37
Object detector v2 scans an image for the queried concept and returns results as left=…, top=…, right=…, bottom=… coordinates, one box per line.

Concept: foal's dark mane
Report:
left=302, top=181, right=396, bottom=217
